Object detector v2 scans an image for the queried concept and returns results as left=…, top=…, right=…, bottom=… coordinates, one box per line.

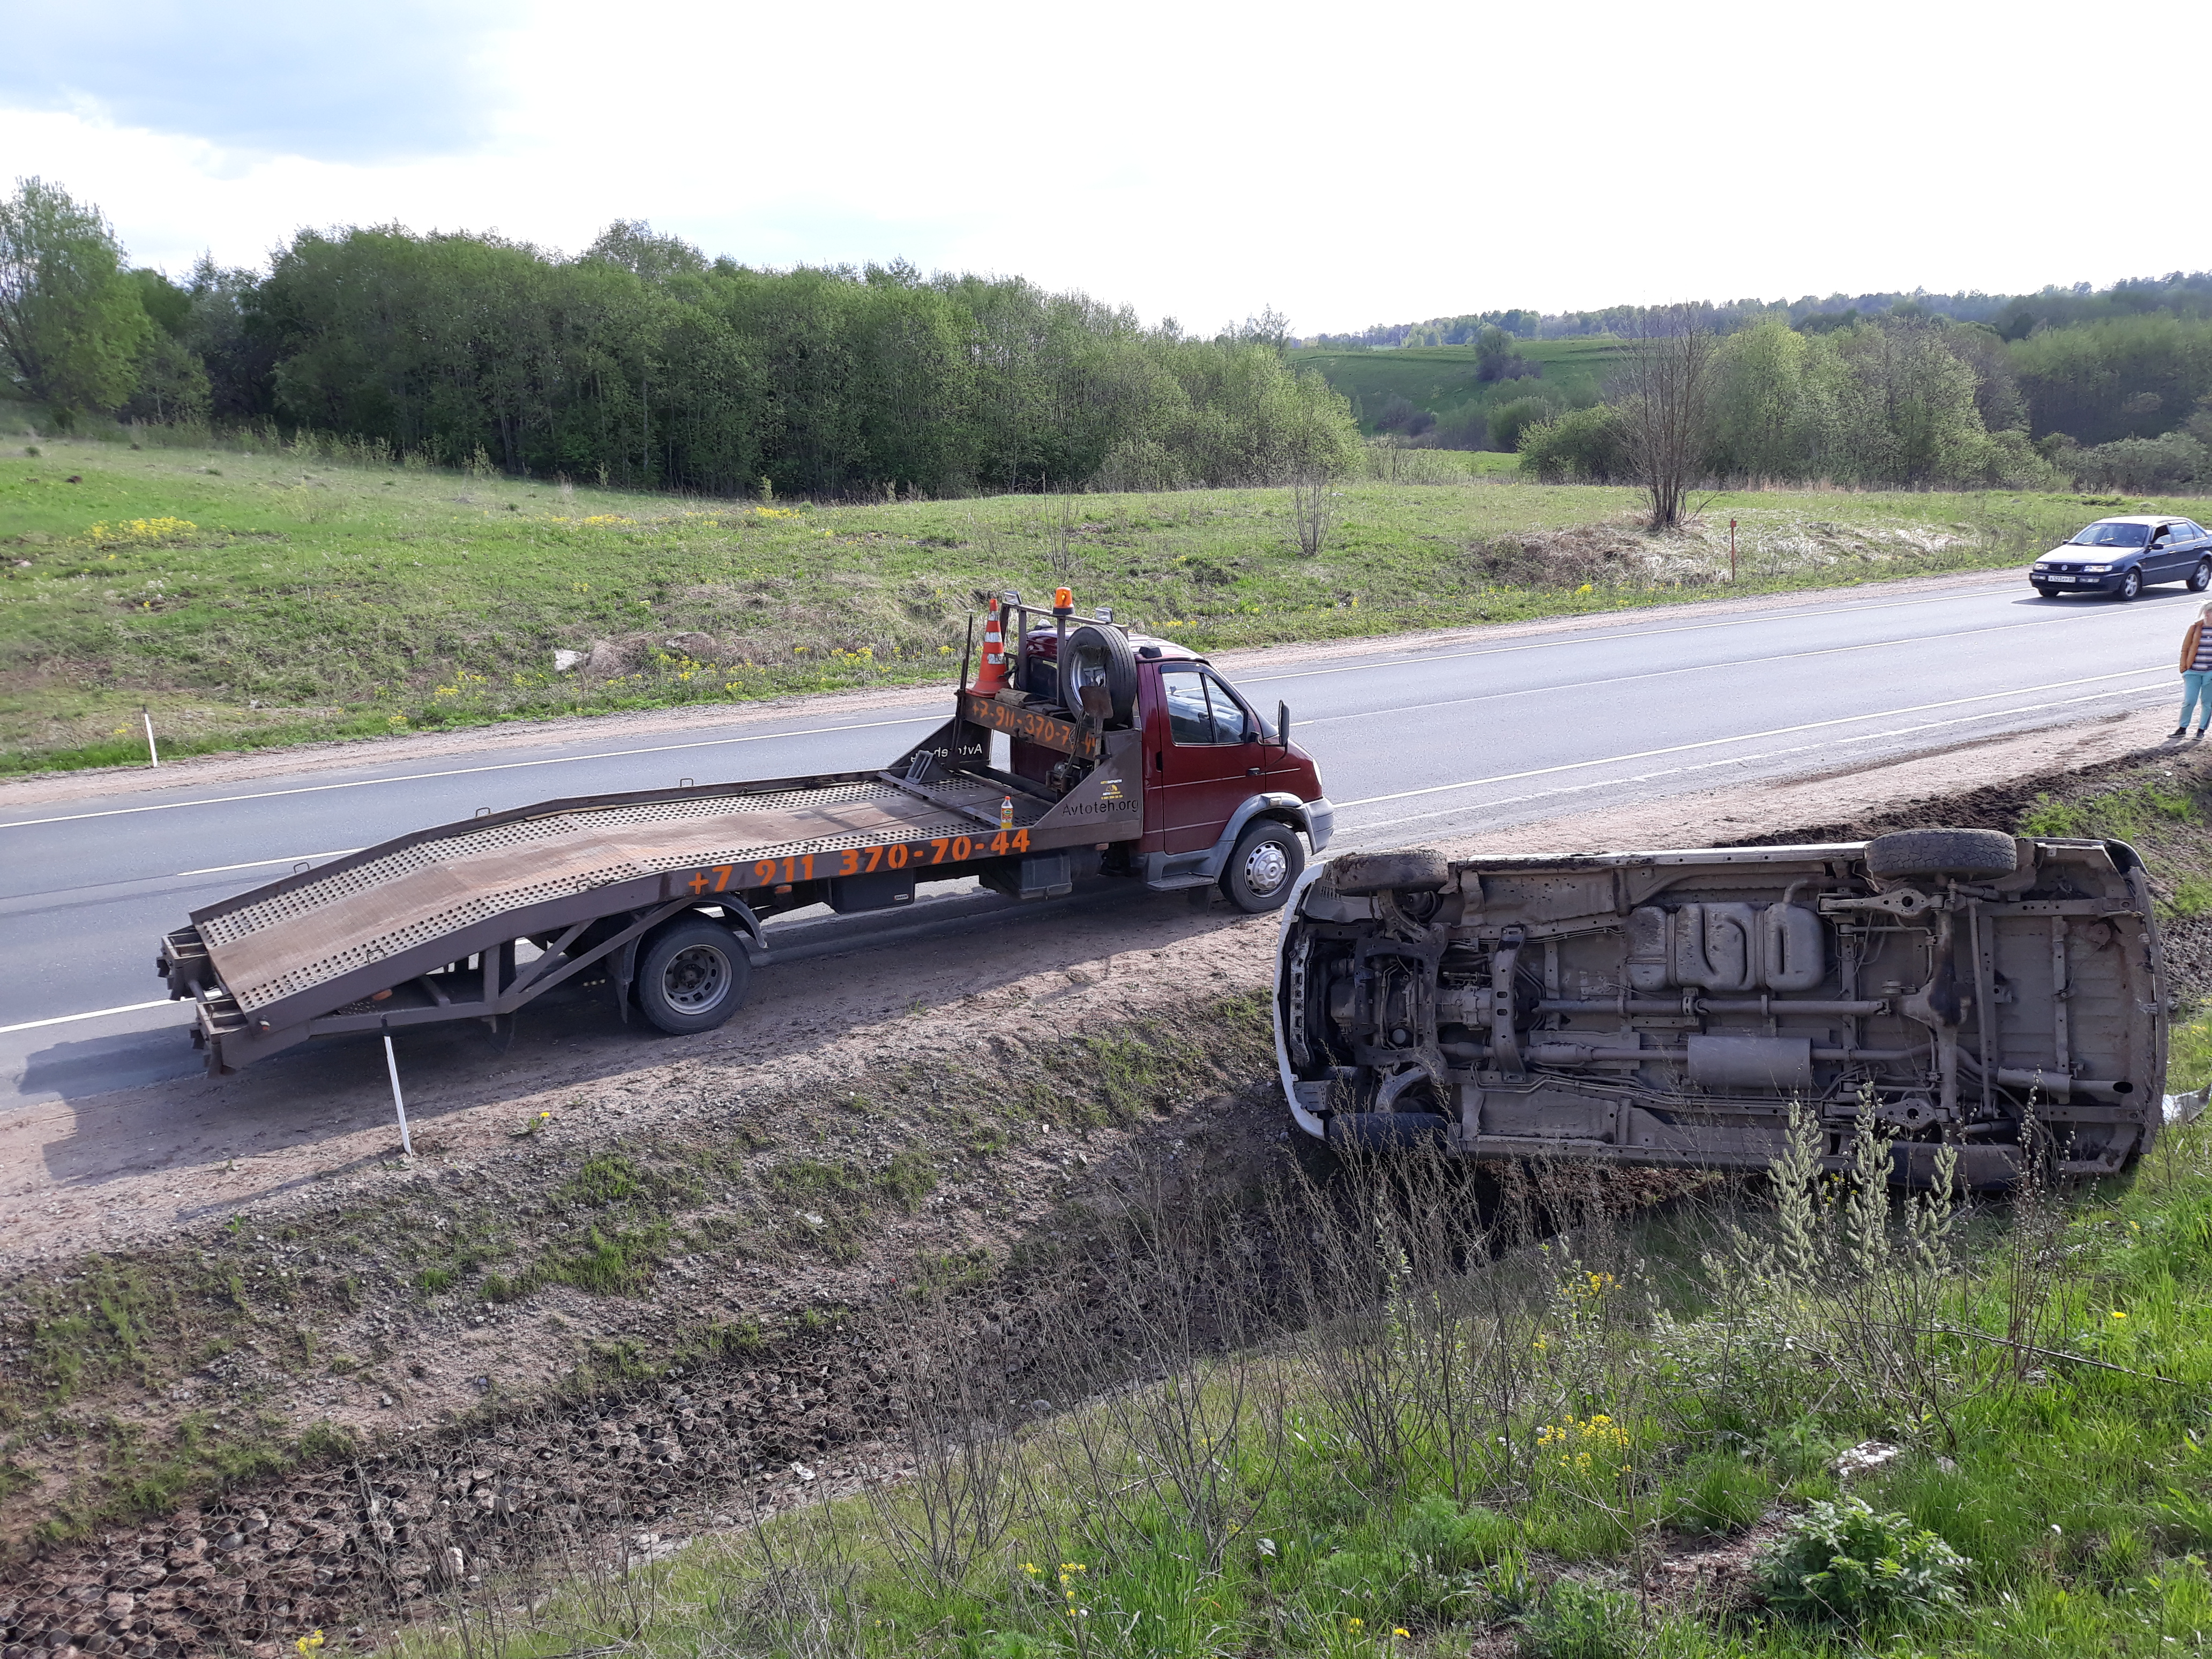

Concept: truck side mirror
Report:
left=1277, top=700, right=1291, bottom=749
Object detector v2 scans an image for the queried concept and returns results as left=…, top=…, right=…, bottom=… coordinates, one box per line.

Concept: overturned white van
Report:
left=1274, top=831, right=2166, bottom=1187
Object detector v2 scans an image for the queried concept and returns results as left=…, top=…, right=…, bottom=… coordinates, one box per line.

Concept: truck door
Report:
left=1148, top=663, right=1268, bottom=854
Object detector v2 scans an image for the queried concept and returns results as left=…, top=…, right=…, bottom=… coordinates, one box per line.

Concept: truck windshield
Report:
left=2071, top=522, right=2151, bottom=547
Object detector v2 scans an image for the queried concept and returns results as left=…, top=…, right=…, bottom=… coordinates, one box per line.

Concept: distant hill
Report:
left=1301, top=271, right=2212, bottom=350
left=1289, top=339, right=1623, bottom=449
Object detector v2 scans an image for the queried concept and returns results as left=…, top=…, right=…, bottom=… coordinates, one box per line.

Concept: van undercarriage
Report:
left=1275, top=830, right=2166, bottom=1187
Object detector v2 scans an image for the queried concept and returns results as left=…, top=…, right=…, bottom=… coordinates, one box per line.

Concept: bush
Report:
left=1374, top=392, right=1434, bottom=436
left=2070, top=431, right=2209, bottom=491
left=1518, top=403, right=1631, bottom=482
left=1489, top=395, right=1558, bottom=453
left=1754, top=1496, right=1969, bottom=1626
left=1665, top=1451, right=1770, bottom=1536
left=1399, top=1491, right=1516, bottom=1572
left=1515, top=1578, right=1640, bottom=1659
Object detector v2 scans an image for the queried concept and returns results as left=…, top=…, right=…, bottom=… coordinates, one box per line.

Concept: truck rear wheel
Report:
left=635, top=917, right=751, bottom=1034
left=1221, top=819, right=1304, bottom=912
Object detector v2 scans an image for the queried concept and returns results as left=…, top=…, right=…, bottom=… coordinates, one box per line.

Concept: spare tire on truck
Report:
left=1058, top=624, right=1138, bottom=725
left=1328, top=850, right=1451, bottom=895
left=1865, top=828, right=2020, bottom=881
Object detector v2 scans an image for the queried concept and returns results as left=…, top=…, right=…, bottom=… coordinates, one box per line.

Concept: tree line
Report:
left=0, top=180, right=1359, bottom=497
left=1518, top=305, right=2212, bottom=496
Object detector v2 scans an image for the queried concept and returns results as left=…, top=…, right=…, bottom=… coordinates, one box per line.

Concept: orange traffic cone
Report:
left=973, top=596, right=1011, bottom=695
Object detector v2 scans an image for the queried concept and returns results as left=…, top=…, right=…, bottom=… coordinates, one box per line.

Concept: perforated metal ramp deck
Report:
left=196, top=778, right=1026, bottom=1014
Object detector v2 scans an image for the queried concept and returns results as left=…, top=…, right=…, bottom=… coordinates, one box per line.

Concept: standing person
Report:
left=2179, top=601, right=2212, bottom=739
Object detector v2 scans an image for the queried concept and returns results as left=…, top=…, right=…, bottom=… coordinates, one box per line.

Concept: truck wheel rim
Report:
left=1243, top=841, right=1290, bottom=895
left=663, top=945, right=729, bottom=1012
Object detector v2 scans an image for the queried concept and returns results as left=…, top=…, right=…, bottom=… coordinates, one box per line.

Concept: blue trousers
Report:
left=2183, top=671, right=2212, bottom=730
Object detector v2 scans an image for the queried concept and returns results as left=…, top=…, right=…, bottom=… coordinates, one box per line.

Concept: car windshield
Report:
left=2070, top=522, right=2150, bottom=548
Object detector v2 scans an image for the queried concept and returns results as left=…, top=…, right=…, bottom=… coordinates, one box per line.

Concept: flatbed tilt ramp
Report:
left=159, top=696, right=1139, bottom=1073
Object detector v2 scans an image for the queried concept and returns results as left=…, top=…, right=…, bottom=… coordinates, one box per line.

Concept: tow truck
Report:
left=158, top=591, right=1332, bottom=1075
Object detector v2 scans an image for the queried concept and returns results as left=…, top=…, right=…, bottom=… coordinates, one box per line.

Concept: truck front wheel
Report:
left=1221, top=820, right=1304, bottom=913
left=635, top=917, right=751, bottom=1034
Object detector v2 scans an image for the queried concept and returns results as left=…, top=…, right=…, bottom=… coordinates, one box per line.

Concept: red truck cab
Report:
left=1011, top=622, right=1333, bottom=911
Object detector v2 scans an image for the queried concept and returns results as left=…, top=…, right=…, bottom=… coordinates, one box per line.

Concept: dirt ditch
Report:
left=4, top=708, right=2209, bottom=1656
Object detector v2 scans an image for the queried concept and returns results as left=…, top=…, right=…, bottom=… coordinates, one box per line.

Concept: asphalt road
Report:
left=2, top=574, right=2194, bottom=1104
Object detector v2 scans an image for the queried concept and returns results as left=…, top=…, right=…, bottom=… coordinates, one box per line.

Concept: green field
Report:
left=1290, top=339, right=1624, bottom=442
left=3, top=429, right=2200, bottom=773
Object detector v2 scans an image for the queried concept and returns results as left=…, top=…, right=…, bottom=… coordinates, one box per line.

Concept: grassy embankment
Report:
left=3, top=427, right=2193, bottom=775
left=0, top=993, right=1277, bottom=1553
left=412, top=1124, right=2212, bottom=1659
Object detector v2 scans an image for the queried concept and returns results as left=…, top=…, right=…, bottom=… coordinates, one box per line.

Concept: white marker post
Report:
left=382, top=1024, right=415, bottom=1159
left=141, top=706, right=160, bottom=768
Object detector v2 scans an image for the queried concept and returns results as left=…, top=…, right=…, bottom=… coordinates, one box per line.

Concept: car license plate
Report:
left=2044, top=575, right=2076, bottom=584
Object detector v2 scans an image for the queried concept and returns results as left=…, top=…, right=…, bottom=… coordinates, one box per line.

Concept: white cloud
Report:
left=3, top=0, right=2208, bottom=332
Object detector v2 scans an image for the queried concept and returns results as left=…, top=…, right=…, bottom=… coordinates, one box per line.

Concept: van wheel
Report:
left=634, top=917, right=750, bottom=1034
left=1222, top=820, right=1304, bottom=913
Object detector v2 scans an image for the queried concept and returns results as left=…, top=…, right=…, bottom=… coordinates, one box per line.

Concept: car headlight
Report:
left=2084, top=564, right=2112, bottom=573
left=2033, top=562, right=2052, bottom=570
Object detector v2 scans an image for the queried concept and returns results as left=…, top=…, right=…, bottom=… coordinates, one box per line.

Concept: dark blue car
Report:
left=2031, top=515, right=2212, bottom=600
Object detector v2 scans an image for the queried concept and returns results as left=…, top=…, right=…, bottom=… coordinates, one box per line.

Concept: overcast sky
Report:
left=4, top=0, right=2207, bottom=337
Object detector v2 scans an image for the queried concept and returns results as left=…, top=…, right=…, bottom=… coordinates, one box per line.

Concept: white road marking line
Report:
left=0, top=999, right=177, bottom=1035
left=1330, top=665, right=2168, bottom=813
left=176, top=849, right=364, bottom=877
left=1338, top=681, right=2169, bottom=838
left=1300, top=610, right=2144, bottom=726
left=0, top=712, right=943, bottom=831
left=1232, top=580, right=2142, bottom=687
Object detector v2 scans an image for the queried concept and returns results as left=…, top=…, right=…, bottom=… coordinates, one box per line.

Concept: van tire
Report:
left=634, top=917, right=750, bottom=1034
left=1864, top=828, right=2020, bottom=881
left=1058, top=625, right=1138, bottom=725
left=1221, top=819, right=1304, bottom=913
left=1327, top=849, right=1451, bottom=895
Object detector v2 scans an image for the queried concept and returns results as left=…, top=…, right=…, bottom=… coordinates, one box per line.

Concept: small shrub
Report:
left=1667, top=1451, right=1771, bottom=1536
left=2019, top=793, right=2088, bottom=838
left=2171, top=873, right=2212, bottom=919
left=1399, top=1491, right=1517, bottom=1571
left=537, top=1223, right=667, bottom=1295
left=1518, top=405, right=1631, bottom=482
left=1515, top=1578, right=1640, bottom=1659
left=1489, top=395, right=1559, bottom=453
left=1754, top=1496, right=1969, bottom=1626
left=560, top=1152, right=644, bottom=1207
left=2169, top=1011, right=2212, bottom=1094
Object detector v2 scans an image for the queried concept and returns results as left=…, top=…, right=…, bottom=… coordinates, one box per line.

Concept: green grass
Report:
left=5, top=427, right=2189, bottom=773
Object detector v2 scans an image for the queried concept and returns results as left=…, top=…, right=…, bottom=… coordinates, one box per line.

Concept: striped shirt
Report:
left=2193, top=630, right=2212, bottom=672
